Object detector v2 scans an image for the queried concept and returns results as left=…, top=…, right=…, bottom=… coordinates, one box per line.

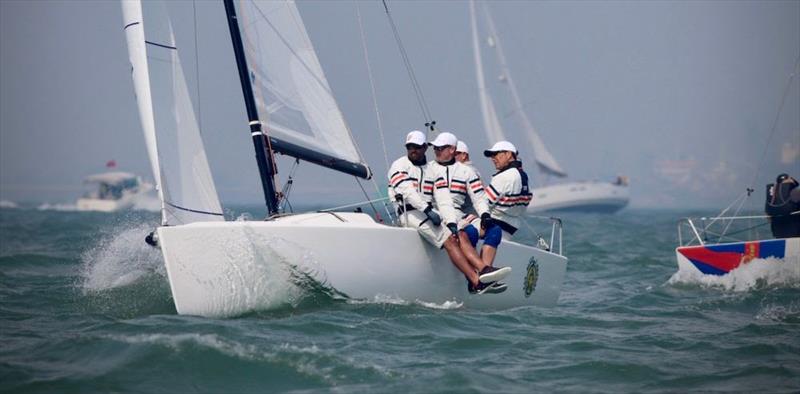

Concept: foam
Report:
left=37, top=202, right=79, bottom=211
left=667, top=256, right=800, bottom=291
left=80, top=222, right=164, bottom=291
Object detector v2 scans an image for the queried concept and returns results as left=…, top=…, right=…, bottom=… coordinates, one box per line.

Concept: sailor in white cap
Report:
left=460, top=141, right=533, bottom=269
left=428, top=132, right=511, bottom=290
left=388, top=131, right=507, bottom=294
left=455, top=140, right=484, bottom=215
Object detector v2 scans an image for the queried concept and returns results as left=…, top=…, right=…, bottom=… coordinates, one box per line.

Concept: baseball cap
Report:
left=429, top=132, right=458, bottom=148
left=405, top=130, right=426, bottom=146
left=483, top=141, right=518, bottom=157
left=456, top=141, right=469, bottom=154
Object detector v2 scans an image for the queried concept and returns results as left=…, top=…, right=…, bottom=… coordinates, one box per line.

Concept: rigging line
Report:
left=381, top=0, right=433, bottom=123
left=356, top=2, right=389, bottom=170
left=749, top=54, right=800, bottom=190
left=355, top=177, right=385, bottom=223
left=192, top=0, right=202, bottom=131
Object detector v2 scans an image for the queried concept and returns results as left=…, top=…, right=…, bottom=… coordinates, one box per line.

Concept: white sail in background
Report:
left=470, top=0, right=506, bottom=145
left=472, top=0, right=567, bottom=178
left=234, top=0, right=367, bottom=167
left=122, top=0, right=223, bottom=225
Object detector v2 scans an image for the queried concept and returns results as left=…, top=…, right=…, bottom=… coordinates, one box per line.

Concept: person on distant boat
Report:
left=428, top=132, right=511, bottom=286
left=459, top=141, right=533, bottom=269
left=388, top=130, right=508, bottom=294
left=765, top=173, right=800, bottom=238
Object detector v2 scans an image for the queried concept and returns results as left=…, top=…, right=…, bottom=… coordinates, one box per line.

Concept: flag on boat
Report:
left=677, top=239, right=787, bottom=275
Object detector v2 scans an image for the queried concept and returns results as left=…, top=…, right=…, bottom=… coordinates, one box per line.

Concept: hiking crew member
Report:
left=765, top=173, right=800, bottom=238
left=460, top=141, right=533, bottom=269
left=428, top=132, right=510, bottom=284
left=388, top=131, right=508, bottom=294
left=455, top=140, right=483, bottom=216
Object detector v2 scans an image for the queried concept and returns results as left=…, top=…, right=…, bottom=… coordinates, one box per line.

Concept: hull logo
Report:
left=524, top=257, right=539, bottom=298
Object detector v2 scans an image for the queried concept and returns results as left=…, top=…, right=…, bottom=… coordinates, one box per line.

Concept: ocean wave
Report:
left=667, top=256, right=800, bottom=291
left=0, top=199, right=18, bottom=209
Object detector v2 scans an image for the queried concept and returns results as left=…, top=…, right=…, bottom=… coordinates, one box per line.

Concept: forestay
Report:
left=233, top=0, right=370, bottom=177
left=122, top=1, right=224, bottom=225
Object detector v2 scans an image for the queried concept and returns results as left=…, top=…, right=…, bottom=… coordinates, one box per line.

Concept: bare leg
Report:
left=442, top=237, right=480, bottom=286
left=458, top=231, right=487, bottom=272
left=481, top=245, right=497, bottom=267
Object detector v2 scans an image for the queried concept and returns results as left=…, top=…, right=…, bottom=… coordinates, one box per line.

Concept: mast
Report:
left=223, top=0, right=280, bottom=215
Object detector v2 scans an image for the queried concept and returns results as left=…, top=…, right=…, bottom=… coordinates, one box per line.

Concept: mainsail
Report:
left=232, top=0, right=371, bottom=179
left=122, top=1, right=224, bottom=225
left=470, top=0, right=567, bottom=178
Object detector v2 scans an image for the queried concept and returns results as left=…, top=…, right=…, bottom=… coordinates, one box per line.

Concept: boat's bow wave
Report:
left=667, top=256, right=800, bottom=291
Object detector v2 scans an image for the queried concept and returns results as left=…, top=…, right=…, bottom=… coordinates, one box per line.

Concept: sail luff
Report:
left=224, top=0, right=281, bottom=215
left=122, top=0, right=168, bottom=224
left=121, top=0, right=224, bottom=225
left=480, top=1, right=567, bottom=178
left=470, top=0, right=507, bottom=145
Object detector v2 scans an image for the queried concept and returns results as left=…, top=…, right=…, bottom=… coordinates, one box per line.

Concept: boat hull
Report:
left=76, top=196, right=136, bottom=212
left=675, top=238, right=800, bottom=275
left=528, top=182, right=629, bottom=214
left=157, top=212, right=568, bottom=317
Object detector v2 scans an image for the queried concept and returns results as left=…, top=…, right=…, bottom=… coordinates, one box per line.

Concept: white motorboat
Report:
left=121, top=0, right=568, bottom=317
left=469, top=0, right=630, bottom=214
left=76, top=171, right=153, bottom=212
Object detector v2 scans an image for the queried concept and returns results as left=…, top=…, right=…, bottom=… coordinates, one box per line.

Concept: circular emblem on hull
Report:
left=524, top=257, right=539, bottom=298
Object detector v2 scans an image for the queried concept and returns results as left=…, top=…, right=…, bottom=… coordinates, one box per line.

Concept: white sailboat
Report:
left=121, top=0, right=568, bottom=318
left=469, top=0, right=629, bottom=214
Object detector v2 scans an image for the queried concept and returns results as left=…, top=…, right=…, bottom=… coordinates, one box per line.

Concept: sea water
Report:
left=1, top=206, right=798, bottom=393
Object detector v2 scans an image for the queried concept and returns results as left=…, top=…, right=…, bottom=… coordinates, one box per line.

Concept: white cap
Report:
left=483, top=141, right=518, bottom=157
left=405, top=130, right=426, bottom=146
left=456, top=141, right=469, bottom=154
left=429, top=132, right=458, bottom=147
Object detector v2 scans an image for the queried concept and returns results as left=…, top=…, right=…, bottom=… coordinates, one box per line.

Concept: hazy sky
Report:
left=1, top=0, right=798, bottom=211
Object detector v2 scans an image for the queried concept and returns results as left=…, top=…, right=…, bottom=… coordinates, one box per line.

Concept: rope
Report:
left=355, top=178, right=386, bottom=222
left=749, top=54, right=800, bottom=191
left=356, top=3, right=390, bottom=171
left=192, top=0, right=202, bottom=131
left=381, top=0, right=434, bottom=125
left=279, top=159, right=300, bottom=213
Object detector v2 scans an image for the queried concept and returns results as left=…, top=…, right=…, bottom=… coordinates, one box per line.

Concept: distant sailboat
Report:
left=121, top=0, right=568, bottom=317
left=469, top=0, right=629, bottom=214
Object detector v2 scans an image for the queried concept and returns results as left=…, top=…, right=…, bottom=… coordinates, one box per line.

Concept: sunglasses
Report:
left=405, top=144, right=426, bottom=150
left=433, top=145, right=451, bottom=152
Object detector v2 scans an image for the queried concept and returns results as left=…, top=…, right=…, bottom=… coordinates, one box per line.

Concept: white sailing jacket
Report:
left=429, top=159, right=489, bottom=218
left=388, top=156, right=457, bottom=225
left=485, top=162, right=533, bottom=234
